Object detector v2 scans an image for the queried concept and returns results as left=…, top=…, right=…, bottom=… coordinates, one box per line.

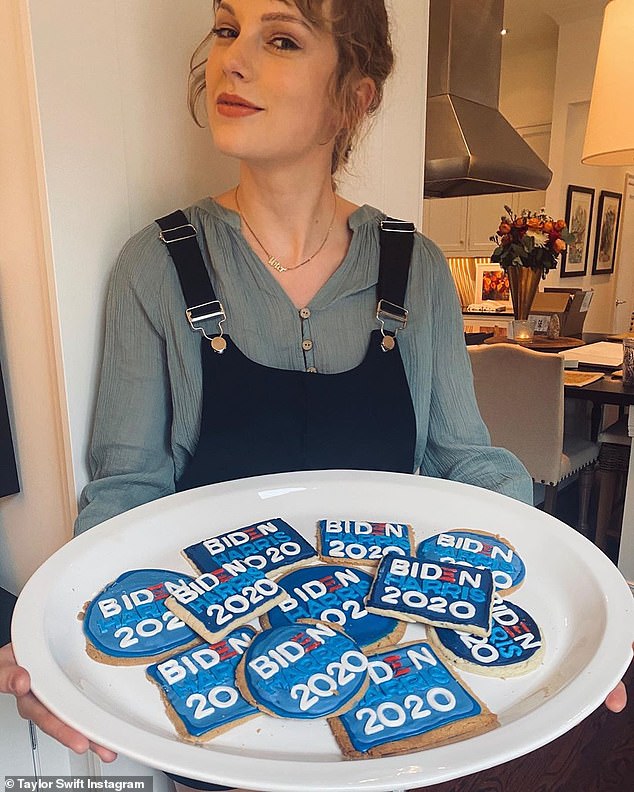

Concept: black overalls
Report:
left=155, top=210, right=418, bottom=790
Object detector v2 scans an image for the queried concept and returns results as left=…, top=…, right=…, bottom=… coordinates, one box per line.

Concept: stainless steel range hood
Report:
left=424, top=0, right=553, bottom=198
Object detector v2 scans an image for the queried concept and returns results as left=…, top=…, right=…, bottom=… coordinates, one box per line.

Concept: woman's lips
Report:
left=216, top=93, right=263, bottom=118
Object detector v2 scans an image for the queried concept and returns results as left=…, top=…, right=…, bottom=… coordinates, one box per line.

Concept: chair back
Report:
left=467, top=343, right=564, bottom=483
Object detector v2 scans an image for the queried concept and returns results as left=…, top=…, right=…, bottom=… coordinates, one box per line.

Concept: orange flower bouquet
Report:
left=490, top=206, right=573, bottom=275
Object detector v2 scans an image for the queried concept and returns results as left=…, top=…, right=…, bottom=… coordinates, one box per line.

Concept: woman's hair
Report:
left=188, top=0, right=394, bottom=175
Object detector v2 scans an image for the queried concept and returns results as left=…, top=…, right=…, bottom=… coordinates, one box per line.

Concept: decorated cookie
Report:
left=417, top=530, right=525, bottom=593
left=317, top=519, right=414, bottom=566
left=82, top=569, right=200, bottom=665
left=427, top=598, right=544, bottom=676
left=236, top=622, right=370, bottom=719
left=146, top=626, right=259, bottom=742
left=329, top=640, right=499, bottom=758
left=261, top=564, right=405, bottom=651
left=366, top=553, right=495, bottom=636
left=165, top=566, right=286, bottom=643
left=183, top=517, right=317, bottom=577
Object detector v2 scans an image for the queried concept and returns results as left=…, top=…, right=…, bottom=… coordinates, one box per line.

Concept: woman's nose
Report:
left=221, top=36, right=253, bottom=81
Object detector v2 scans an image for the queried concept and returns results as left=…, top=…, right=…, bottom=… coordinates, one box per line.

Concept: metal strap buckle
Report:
left=376, top=299, right=408, bottom=328
left=159, top=223, right=197, bottom=244
left=380, top=219, right=416, bottom=233
left=186, top=300, right=226, bottom=341
left=376, top=299, right=408, bottom=352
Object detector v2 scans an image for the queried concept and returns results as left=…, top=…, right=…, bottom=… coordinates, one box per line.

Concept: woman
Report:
left=0, top=0, right=628, bottom=786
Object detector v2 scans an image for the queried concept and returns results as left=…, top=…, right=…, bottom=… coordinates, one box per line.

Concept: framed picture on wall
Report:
left=0, top=356, right=19, bottom=498
left=592, top=190, right=622, bottom=275
left=561, top=185, right=594, bottom=277
left=473, top=263, right=511, bottom=308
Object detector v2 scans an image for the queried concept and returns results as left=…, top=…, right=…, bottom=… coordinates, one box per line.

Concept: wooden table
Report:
left=484, top=335, right=586, bottom=353
left=564, top=375, right=634, bottom=439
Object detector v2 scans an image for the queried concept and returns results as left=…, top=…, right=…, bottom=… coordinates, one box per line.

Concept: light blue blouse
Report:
left=75, top=199, right=532, bottom=534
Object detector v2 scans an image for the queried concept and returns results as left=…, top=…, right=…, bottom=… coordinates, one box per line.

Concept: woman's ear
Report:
left=355, top=77, right=377, bottom=115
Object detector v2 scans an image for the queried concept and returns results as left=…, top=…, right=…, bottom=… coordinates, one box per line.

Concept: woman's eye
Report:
left=269, top=36, right=300, bottom=51
left=211, top=26, right=237, bottom=40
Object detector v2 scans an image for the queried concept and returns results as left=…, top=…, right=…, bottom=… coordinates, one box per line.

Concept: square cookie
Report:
left=329, top=640, right=498, bottom=758
left=146, top=626, right=259, bottom=741
left=183, top=517, right=317, bottom=577
left=317, top=520, right=414, bottom=566
left=366, top=552, right=494, bottom=636
left=165, top=566, right=286, bottom=643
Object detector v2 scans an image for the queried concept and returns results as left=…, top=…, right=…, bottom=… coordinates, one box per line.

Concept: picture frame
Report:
left=0, top=357, right=19, bottom=498
left=592, top=190, right=622, bottom=275
left=473, top=263, right=511, bottom=308
left=561, top=185, right=594, bottom=277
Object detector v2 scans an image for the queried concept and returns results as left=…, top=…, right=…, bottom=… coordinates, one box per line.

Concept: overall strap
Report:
left=376, top=217, right=416, bottom=351
left=156, top=210, right=227, bottom=353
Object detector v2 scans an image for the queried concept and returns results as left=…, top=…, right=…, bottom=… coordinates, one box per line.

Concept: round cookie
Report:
left=236, top=622, right=370, bottom=719
left=82, top=569, right=200, bottom=665
left=260, top=564, right=405, bottom=651
left=417, top=529, right=526, bottom=593
left=427, top=598, right=544, bottom=677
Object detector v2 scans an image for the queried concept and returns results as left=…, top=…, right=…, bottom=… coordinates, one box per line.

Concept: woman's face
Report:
left=205, top=0, right=340, bottom=170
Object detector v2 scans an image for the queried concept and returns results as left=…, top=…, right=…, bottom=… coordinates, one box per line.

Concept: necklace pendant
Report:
left=268, top=256, right=287, bottom=273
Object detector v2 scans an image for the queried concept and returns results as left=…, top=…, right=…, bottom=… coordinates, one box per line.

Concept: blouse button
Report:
left=299, top=307, right=311, bottom=319
left=302, top=339, right=313, bottom=351
left=307, top=366, right=318, bottom=374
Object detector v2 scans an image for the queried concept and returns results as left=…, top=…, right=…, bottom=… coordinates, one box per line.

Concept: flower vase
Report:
left=507, top=266, right=542, bottom=320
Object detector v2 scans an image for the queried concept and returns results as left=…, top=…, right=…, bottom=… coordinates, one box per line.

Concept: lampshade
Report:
left=582, top=0, right=634, bottom=166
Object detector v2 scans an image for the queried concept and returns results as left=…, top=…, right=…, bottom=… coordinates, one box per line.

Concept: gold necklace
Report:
left=235, top=186, right=337, bottom=273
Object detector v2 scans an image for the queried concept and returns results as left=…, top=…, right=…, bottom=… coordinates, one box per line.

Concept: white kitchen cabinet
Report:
left=0, top=699, right=83, bottom=777
left=422, top=196, right=469, bottom=251
left=0, top=695, right=34, bottom=776
left=0, top=698, right=172, bottom=788
left=465, top=192, right=515, bottom=254
left=423, top=124, right=551, bottom=256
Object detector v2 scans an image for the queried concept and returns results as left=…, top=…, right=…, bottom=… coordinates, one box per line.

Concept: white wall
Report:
left=500, top=9, right=558, bottom=130
left=0, top=0, right=429, bottom=593
left=341, top=0, right=429, bottom=227
left=27, top=0, right=238, bottom=502
left=544, top=13, right=629, bottom=332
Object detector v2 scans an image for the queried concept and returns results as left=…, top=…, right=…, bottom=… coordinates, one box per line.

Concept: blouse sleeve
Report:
left=74, top=234, right=177, bottom=535
left=418, top=241, right=534, bottom=505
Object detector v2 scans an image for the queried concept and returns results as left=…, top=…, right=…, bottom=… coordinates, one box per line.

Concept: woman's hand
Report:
left=605, top=681, right=627, bottom=713
left=0, top=643, right=117, bottom=762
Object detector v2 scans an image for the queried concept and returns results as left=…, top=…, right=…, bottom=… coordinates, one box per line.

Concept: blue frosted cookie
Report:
left=146, top=626, right=259, bottom=742
left=317, top=519, right=414, bottom=566
left=427, top=598, right=544, bottom=676
left=366, top=552, right=495, bottom=636
left=329, top=640, right=498, bottom=758
left=165, top=566, right=286, bottom=643
left=417, top=530, right=525, bottom=593
left=260, top=564, right=405, bottom=651
left=183, top=517, right=317, bottom=577
left=82, top=569, right=199, bottom=665
left=236, top=622, right=370, bottom=719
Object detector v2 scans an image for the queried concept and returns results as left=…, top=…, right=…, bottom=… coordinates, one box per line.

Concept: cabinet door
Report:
left=467, top=193, right=516, bottom=253
left=423, top=197, right=468, bottom=253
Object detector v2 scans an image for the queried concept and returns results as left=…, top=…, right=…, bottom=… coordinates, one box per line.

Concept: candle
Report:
left=512, top=320, right=534, bottom=341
